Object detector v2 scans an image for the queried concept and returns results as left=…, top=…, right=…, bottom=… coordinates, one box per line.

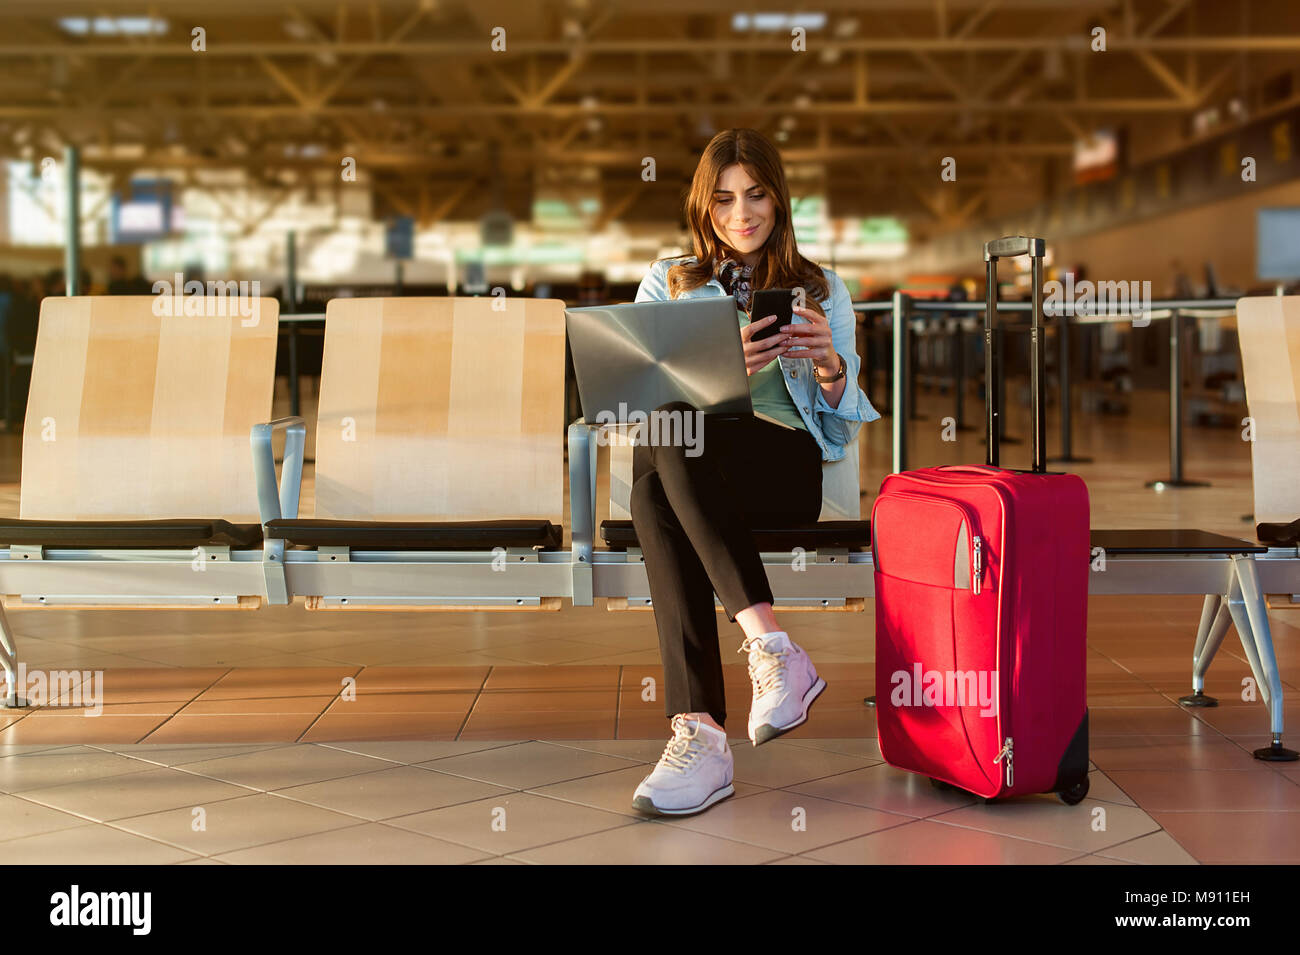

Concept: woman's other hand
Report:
left=783, top=305, right=837, bottom=375
left=740, top=314, right=790, bottom=376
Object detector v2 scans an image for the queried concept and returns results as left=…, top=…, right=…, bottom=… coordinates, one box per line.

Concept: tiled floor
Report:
left=0, top=738, right=1202, bottom=864
left=1, top=388, right=1298, bottom=862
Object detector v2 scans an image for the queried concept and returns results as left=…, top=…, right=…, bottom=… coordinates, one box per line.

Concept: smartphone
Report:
left=748, top=288, right=794, bottom=342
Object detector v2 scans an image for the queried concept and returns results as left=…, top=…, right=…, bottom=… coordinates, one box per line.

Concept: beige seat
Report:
left=0, top=295, right=280, bottom=705
left=1237, top=296, right=1300, bottom=545
left=258, top=296, right=573, bottom=610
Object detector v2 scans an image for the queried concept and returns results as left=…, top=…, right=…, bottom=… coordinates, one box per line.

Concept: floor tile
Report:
left=458, top=709, right=617, bottom=740
left=509, top=820, right=784, bottom=864
left=929, top=794, right=1162, bottom=852
left=114, top=792, right=364, bottom=857
left=802, top=819, right=1082, bottom=864
left=313, top=740, right=520, bottom=764
left=730, top=740, right=880, bottom=788
left=142, top=713, right=321, bottom=743
left=654, top=788, right=914, bottom=853
left=786, top=763, right=979, bottom=818
left=17, top=767, right=254, bottom=822
left=0, top=823, right=201, bottom=864
left=0, top=792, right=95, bottom=841
left=1101, top=768, right=1300, bottom=812
left=1150, top=811, right=1300, bottom=863
left=0, top=747, right=160, bottom=793
left=386, top=791, right=636, bottom=854
left=177, top=744, right=394, bottom=791
left=0, top=714, right=170, bottom=744
left=272, top=765, right=512, bottom=820
left=90, top=742, right=290, bottom=767
left=1096, top=830, right=1200, bottom=865
left=419, top=741, right=635, bottom=790
left=210, top=822, right=493, bottom=864
left=299, top=711, right=466, bottom=741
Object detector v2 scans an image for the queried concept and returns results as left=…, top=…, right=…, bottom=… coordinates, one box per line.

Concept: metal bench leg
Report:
left=1181, top=593, right=1231, bottom=707
left=1232, top=555, right=1297, bottom=761
left=1222, top=571, right=1267, bottom=704
left=0, top=602, right=26, bottom=708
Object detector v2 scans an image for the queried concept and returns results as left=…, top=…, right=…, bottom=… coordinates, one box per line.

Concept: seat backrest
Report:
left=313, top=297, right=567, bottom=523
left=1237, top=295, right=1300, bottom=525
left=20, top=295, right=279, bottom=522
left=607, top=430, right=863, bottom=521
left=818, top=437, right=862, bottom=520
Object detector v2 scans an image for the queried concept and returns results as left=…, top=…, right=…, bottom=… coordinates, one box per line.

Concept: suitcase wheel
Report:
left=928, top=778, right=961, bottom=793
left=1057, top=778, right=1090, bottom=806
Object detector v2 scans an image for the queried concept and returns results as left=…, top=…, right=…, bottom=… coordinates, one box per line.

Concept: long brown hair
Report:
left=663, top=128, right=829, bottom=314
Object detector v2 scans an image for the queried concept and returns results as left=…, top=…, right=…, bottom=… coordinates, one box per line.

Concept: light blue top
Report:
left=634, top=255, right=881, bottom=462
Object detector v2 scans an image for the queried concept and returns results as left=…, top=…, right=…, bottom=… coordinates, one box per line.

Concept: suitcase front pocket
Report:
left=873, top=493, right=984, bottom=594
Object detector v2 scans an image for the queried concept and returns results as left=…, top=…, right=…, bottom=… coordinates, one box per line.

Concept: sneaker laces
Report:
left=740, top=634, right=788, bottom=700
left=656, top=714, right=708, bottom=774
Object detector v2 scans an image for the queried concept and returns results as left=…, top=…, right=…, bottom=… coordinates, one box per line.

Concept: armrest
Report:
left=568, top=419, right=599, bottom=566
left=250, top=416, right=307, bottom=533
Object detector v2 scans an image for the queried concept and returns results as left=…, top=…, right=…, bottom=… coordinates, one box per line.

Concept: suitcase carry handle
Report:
left=983, top=235, right=1047, bottom=474
left=938, top=464, right=1005, bottom=476
left=984, top=236, right=1046, bottom=260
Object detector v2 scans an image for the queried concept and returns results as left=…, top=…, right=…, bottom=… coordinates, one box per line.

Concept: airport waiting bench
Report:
left=0, top=294, right=1295, bottom=761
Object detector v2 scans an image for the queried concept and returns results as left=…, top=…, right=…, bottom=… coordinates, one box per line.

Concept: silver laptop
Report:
left=565, top=297, right=753, bottom=424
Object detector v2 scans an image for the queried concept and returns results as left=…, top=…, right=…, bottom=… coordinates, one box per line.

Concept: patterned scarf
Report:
left=715, top=256, right=755, bottom=312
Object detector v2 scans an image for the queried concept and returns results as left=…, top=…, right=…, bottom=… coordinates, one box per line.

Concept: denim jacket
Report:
left=634, top=256, right=880, bottom=462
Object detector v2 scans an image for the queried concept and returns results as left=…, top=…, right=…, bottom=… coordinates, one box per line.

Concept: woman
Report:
left=630, top=128, right=880, bottom=816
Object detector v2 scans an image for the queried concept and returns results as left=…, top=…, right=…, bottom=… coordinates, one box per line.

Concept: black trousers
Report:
left=629, top=402, right=823, bottom=728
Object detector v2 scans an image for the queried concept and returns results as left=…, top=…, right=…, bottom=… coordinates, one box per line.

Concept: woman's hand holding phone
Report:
left=740, top=314, right=790, bottom=376
left=783, top=304, right=837, bottom=375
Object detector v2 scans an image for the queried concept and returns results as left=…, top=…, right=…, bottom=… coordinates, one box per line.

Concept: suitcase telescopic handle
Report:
left=984, top=236, right=1046, bottom=261
left=983, top=235, right=1047, bottom=474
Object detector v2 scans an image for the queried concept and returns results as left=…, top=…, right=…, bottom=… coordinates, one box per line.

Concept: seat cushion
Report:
left=600, top=519, right=871, bottom=551
left=266, top=519, right=563, bottom=550
left=1090, top=529, right=1267, bottom=554
left=1256, top=519, right=1300, bottom=547
left=0, top=519, right=263, bottom=548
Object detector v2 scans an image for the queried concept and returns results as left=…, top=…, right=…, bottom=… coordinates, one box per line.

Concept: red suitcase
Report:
left=871, top=236, right=1091, bottom=804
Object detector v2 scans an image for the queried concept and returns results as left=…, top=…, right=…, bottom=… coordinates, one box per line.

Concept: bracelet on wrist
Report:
left=813, top=353, right=846, bottom=384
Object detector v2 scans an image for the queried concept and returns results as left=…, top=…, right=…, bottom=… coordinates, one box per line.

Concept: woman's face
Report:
left=709, top=163, right=775, bottom=263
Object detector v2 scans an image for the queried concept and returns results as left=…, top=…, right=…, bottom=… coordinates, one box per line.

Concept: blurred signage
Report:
left=1073, top=128, right=1121, bottom=185
left=1257, top=207, right=1300, bottom=280
left=385, top=215, right=414, bottom=260
left=481, top=208, right=514, bottom=246
left=110, top=178, right=178, bottom=243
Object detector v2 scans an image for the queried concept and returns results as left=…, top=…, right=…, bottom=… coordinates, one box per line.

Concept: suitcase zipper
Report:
left=992, top=736, right=1014, bottom=789
left=972, top=535, right=982, bottom=594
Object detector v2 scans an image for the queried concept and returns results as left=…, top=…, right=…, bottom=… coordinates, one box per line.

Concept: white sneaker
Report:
left=742, top=631, right=827, bottom=746
left=632, top=715, right=735, bottom=816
